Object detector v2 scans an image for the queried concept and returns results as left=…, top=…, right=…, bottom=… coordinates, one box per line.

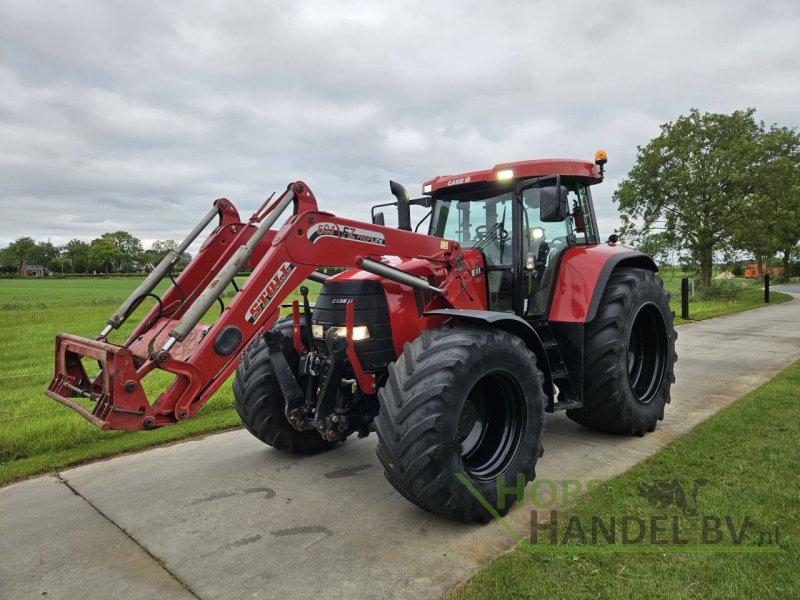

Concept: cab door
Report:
left=517, top=182, right=576, bottom=318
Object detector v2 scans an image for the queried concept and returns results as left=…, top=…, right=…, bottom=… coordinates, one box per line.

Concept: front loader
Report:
left=46, top=152, right=676, bottom=522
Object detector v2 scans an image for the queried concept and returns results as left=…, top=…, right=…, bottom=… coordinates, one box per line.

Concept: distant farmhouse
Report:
left=20, top=263, right=47, bottom=276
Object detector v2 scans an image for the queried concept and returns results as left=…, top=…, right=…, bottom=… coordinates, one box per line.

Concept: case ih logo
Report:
left=247, top=262, right=295, bottom=324
left=307, top=222, right=386, bottom=246
left=447, top=176, right=471, bottom=186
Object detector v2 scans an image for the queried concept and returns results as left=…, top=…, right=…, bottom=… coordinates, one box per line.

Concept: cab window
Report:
left=430, top=189, right=514, bottom=312
left=520, top=186, right=573, bottom=316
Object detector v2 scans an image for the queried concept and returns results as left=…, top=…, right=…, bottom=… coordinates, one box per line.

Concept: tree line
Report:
left=616, top=108, right=800, bottom=286
left=0, top=232, right=191, bottom=275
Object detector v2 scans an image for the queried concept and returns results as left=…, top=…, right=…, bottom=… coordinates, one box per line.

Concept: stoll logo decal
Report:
left=455, top=475, right=782, bottom=554
left=307, top=222, right=386, bottom=246
left=247, top=262, right=295, bottom=324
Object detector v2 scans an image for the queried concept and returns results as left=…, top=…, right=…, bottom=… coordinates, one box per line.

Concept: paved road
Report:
left=774, top=283, right=800, bottom=294
left=2, top=295, right=799, bottom=600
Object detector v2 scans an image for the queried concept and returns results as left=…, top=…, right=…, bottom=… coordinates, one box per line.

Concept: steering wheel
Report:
left=475, top=224, right=510, bottom=244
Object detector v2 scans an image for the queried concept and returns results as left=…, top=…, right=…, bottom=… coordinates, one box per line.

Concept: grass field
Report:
left=0, top=272, right=792, bottom=486
left=0, top=276, right=319, bottom=485
left=450, top=359, right=800, bottom=599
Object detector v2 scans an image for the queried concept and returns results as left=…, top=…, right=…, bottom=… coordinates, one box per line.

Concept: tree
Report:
left=97, top=231, right=143, bottom=272
left=626, top=230, right=678, bottom=268
left=730, top=124, right=800, bottom=280
left=146, top=239, right=178, bottom=265
left=143, top=239, right=191, bottom=271
left=36, top=241, right=60, bottom=271
left=63, top=239, right=90, bottom=273
left=88, top=238, right=124, bottom=273
left=0, top=247, right=14, bottom=273
left=766, top=129, right=800, bottom=278
left=3, top=237, right=39, bottom=275
left=615, top=109, right=762, bottom=286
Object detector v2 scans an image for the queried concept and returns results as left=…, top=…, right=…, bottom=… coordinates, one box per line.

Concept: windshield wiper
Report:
left=499, top=205, right=507, bottom=263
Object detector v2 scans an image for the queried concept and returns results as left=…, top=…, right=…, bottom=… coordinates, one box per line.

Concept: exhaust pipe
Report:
left=390, top=180, right=411, bottom=232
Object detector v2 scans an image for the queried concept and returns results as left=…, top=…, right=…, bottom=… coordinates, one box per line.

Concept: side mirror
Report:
left=372, top=211, right=385, bottom=226
left=540, top=186, right=568, bottom=222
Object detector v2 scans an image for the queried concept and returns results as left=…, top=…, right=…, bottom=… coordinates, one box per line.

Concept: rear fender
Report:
left=585, top=253, right=658, bottom=322
left=548, top=245, right=658, bottom=323
left=423, top=309, right=553, bottom=400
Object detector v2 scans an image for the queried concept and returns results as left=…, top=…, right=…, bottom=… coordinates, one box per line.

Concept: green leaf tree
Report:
left=615, top=109, right=762, bottom=286
left=765, top=127, right=800, bottom=278
left=4, top=237, right=39, bottom=275
left=98, top=231, right=143, bottom=272
left=88, top=238, right=124, bottom=273
left=63, top=239, right=90, bottom=273
left=143, top=239, right=191, bottom=271
left=35, top=241, right=60, bottom=271
left=731, top=123, right=800, bottom=280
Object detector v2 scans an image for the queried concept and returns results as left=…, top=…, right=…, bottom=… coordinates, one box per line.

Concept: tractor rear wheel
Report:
left=567, top=268, right=676, bottom=435
left=375, top=325, right=545, bottom=523
left=233, top=316, right=337, bottom=454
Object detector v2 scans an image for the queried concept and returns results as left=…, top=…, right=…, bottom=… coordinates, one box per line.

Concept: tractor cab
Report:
left=422, top=155, right=605, bottom=318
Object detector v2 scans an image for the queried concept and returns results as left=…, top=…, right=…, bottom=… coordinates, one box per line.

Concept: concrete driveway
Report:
left=774, top=283, right=800, bottom=294
left=1, top=294, right=798, bottom=600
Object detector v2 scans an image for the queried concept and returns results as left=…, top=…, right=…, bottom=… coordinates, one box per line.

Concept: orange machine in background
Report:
left=744, top=264, right=783, bottom=279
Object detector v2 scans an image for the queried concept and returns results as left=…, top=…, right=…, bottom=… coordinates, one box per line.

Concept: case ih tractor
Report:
left=46, top=152, right=676, bottom=522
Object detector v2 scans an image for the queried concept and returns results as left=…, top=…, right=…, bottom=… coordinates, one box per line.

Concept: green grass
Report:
left=450, top=360, right=800, bottom=599
left=0, top=276, right=319, bottom=485
left=659, top=271, right=791, bottom=325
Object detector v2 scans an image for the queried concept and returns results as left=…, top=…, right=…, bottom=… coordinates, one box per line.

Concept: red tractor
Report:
left=46, top=152, right=676, bottom=522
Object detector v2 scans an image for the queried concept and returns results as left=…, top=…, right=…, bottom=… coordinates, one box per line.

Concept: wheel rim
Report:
left=457, top=371, right=526, bottom=482
left=626, top=303, right=667, bottom=404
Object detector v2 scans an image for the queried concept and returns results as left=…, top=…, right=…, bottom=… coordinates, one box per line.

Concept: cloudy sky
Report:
left=1, top=0, right=798, bottom=252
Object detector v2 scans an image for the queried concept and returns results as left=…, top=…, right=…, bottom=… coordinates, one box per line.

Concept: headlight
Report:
left=312, top=324, right=371, bottom=341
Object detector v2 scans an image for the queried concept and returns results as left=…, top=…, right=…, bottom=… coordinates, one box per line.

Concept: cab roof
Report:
left=422, top=158, right=602, bottom=194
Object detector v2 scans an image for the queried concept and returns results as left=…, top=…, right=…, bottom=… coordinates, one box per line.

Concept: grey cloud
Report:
left=1, top=0, right=798, bottom=250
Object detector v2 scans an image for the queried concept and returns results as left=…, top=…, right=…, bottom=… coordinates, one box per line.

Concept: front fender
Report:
left=423, top=309, right=552, bottom=396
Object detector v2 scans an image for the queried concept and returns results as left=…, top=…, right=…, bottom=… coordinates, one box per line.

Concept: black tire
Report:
left=232, top=317, right=337, bottom=454
left=374, top=325, right=545, bottom=523
left=567, top=268, right=677, bottom=435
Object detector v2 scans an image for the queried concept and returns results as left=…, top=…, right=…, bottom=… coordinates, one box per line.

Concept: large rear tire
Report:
left=567, top=268, right=677, bottom=435
left=375, top=325, right=545, bottom=523
left=233, top=317, right=337, bottom=454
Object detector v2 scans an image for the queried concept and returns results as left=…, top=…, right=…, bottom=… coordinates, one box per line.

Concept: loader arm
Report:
left=46, top=181, right=483, bottom=430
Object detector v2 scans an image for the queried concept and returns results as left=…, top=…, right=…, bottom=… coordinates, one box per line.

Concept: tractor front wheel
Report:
left=375, top=325, right=545, bottom=523
left=233, top=317, right=338, bottom=454
left=567, top=268, right=677, bottom=435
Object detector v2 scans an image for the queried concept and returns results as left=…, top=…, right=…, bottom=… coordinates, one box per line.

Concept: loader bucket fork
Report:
left=45, top=183, right=317, bottom=430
